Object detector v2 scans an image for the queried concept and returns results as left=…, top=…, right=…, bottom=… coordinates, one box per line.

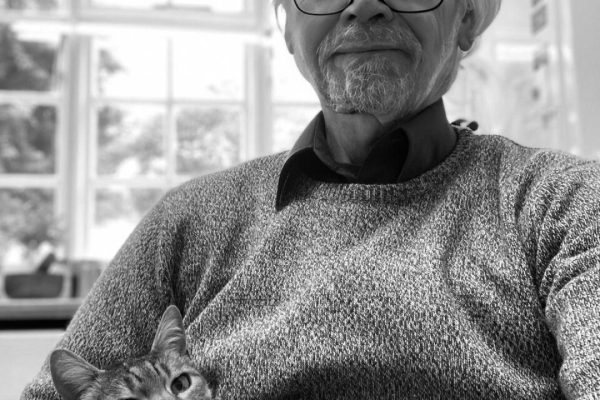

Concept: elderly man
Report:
left=23, top=0, right=600, bottom=399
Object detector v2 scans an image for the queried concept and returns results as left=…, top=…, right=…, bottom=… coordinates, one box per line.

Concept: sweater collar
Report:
left=276, top=99, right=456, bottom=211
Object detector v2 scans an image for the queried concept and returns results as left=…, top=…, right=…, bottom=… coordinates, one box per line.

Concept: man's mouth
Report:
left=334, top=44, right=403, bottom=54
left=330, top=42, right=415, bottom=60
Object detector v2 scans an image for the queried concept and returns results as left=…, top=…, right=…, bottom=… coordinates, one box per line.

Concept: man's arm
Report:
left=545, top=246, right=600, bottom=398
left=21, top=196, right=179, bottom=400
left=519, top=161, right=600, bottom=399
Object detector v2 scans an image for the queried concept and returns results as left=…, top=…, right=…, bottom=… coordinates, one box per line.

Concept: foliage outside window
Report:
left=0, top=19, right=62, bottom=271
left=87, top=32, right=246, bottom=260
left=0, top=0, right=263, bottom=269
left=1, top=0, right=60, bottom=11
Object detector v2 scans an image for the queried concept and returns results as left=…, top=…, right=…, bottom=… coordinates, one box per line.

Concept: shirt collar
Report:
left=275, top=98, right=456, bottom=211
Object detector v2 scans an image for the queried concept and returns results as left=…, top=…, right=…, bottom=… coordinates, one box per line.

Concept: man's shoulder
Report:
left=469, top=131, right=600, bottom=187
left=467, top=131, right=592, bottom=169
left=183, top=151, right=287, bottom=187
left=160, top=151, right=288, bottom=212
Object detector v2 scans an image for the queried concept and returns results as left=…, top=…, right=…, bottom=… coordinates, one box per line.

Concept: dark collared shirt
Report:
left=276, top=99, right=457, bottom=210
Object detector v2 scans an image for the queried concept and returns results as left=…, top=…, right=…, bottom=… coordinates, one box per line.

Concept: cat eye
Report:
left=171, top=373, right=191, bottom=394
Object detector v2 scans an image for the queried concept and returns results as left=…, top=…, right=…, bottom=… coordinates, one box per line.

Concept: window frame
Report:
left=0, top=0, right=276, bottom=263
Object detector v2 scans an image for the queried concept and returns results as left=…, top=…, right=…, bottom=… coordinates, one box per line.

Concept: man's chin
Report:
left=323, top=81, right=414, bottom=116
left=327, top=102, right=395, bottom=116
left=325, top=101, right=360, bottom=114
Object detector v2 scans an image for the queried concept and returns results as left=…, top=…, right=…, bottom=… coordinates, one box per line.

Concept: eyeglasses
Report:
left=293, top=0, right=443, bottom=16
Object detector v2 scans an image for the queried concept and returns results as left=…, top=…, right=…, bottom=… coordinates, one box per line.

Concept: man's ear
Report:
left=457, top=6, right=477, bottom=52
left=284, top=32, right=295, bottom=54
left=277, top=4, right=295, bottom=54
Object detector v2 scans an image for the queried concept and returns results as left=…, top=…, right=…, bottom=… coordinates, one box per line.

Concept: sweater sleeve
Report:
left=520, top=160, right=600, bottom=400
left=20, top=196, right=179, bottom=400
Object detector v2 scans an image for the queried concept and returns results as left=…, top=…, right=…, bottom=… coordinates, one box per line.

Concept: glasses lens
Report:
left=294, top=0, right=443, bottom=15
left=294, top=0, right=350, bottom=14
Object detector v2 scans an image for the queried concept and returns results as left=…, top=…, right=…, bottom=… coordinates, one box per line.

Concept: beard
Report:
left=315, top=22, right=422, bottom=116
left=320, top=54, right=417, bottom=115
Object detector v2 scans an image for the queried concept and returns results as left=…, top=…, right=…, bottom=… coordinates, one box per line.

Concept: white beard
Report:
left=319, top=54, right=417, bottom=115
left=314, top=21, right=423, bottom=117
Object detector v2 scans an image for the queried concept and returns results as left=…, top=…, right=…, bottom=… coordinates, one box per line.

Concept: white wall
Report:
left=0, top=330, right=63, bottom=400
left=569, top=0, right=600, bottom=158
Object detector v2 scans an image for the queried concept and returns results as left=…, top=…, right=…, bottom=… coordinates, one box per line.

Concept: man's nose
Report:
left=340, top=0, right=395, bottom=23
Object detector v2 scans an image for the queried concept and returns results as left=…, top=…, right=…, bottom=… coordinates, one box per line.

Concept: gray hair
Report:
left=467, top=0, right=502, bottom=39
left=273, top=0, right=502, bottom=50
left=464, top=0, right=502, bottom=57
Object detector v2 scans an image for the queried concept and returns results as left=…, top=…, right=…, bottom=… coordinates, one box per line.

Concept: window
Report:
left=88, top=32, right=247, bottom=258
left=270, top=24, right=320, bottom=153
left=89, top=0, right=245, bottom=14
left=1, top=0, right=64, bottom=12
left=0, top=20, right=65, bottom=271
left=0, top=0, right=290, bottom=272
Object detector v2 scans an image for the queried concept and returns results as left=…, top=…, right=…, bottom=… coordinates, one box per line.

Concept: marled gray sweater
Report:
left=23, top=129, right=600, bottom=399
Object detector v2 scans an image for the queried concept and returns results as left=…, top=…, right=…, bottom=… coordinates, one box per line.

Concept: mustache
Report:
left=316, top=22, right=422, bottom=63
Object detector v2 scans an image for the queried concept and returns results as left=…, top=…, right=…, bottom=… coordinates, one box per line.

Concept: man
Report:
left=23, top=0, right=600, bottom=399
left=275, top=0, right=485, bottom=179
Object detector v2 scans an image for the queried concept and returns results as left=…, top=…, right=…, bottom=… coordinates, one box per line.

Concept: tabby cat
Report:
left=50, top=305, right=218, bottom=400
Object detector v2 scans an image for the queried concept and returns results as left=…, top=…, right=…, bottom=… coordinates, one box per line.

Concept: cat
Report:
left=50, top=305, right=218, bottom=400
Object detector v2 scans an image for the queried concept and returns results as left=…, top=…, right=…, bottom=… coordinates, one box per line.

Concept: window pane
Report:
left=169, top=0, right=244, bottom=13
left=97, top=104, right=166, bottom=177
left=90, top=187, right=164, bottom=260
left=272, top=34, right=319, bottom=103
left=0, top=103, right=56, bottom=174
left=0, top=188, right=58, bottom=270
left=93, top=36, right=168, bottom=99
left=0, top=23, right=62, bottom=91
left=90, top=0, right=245, bottom=13
left=176, top=107, right=241, bottom=174
left=173, top=36, right=244, bottom=100
left=0, top=0, right=61, bottom=11
left=273, top=106, right=320, bottom=153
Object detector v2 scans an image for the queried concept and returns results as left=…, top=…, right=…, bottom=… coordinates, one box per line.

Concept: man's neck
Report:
left=321, top=105, right=420, bottom=166
left=321, top=110, right=383, bottom=166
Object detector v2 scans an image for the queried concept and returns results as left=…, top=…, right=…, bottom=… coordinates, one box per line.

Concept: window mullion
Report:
left=244, top=0, right=273, bottom=160
left=0, top=176, right=59, bottom=187
left=63, top=34, right=92, bottom=260
left=166, top=38, right=176, bottom=188
left=245, top=41, right=273, bottom=159
left=69, top=0, right=81, bottom=19
left=0, top=91, right=61, bottom=103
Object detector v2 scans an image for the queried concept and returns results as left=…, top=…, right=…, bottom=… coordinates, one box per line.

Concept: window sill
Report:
left=0, top=298, right=81, bottom=321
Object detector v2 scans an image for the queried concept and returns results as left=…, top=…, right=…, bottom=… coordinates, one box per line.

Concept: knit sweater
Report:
left=22, top=129, right=600, bottom=400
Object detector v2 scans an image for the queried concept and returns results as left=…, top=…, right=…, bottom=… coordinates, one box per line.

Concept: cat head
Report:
left=50, top=305, right=213, bottom=400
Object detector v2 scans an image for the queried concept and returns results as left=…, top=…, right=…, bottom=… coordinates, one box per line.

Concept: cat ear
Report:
left=50, top=349, right=101, bottom=400
left=151, top=305, right=186, bottom=355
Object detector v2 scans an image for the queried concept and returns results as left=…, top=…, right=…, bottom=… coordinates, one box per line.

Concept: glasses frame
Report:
left=293, top=0, right=443, bottom=16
